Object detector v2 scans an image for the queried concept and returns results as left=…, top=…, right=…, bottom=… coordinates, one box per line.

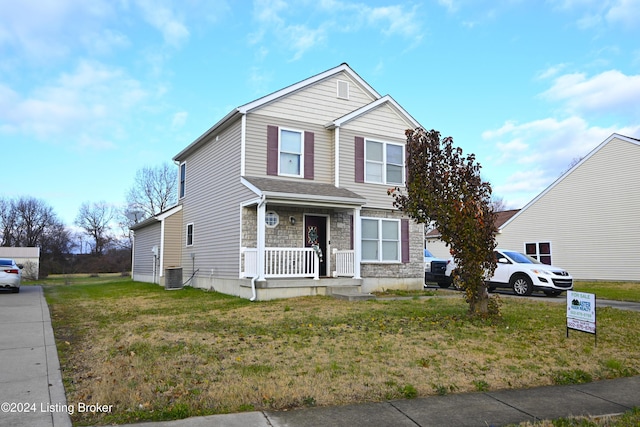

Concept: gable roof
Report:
left=500, top=133, right=640, bottom=230
left=242, top=176, right=366, bottom=207
left=130, top=204, right=183, bottom=231
left=326, top=94, right=420, bottom=130
left=425, top=208, right=520, bottom=238
left=173, top=63, right=382, bottom=162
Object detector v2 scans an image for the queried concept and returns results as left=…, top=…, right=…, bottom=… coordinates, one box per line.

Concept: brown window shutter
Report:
left=304, top=131, right=314, bottom=180
left=355, top=136, right=364, bottom=183
left=267, top=125, right=279, bottom=176
left=401, top=218, right=410, bottom=263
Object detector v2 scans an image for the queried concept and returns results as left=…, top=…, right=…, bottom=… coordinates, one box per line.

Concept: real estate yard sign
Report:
left=567, top=290, right=596, bottom=344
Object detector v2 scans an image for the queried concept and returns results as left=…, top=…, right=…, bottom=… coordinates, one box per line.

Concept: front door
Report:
left=304, top=215, right=327, bottom=277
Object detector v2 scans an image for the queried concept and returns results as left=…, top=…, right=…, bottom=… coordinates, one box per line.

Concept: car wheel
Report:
left=12, top=287, right=20, bottom=294
left=437, top=282, right=451, bottom=289
left=511, top=275, right=533, bottom=296
left=543, top=290, right=562, bottom=297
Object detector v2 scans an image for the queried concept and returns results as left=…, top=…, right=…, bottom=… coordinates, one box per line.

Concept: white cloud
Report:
left=0, top=0, right=114, bottom=60
left=135, top=0, right=190, bottom=47
left=0, top=60, right=147, bottom=147
left=249, top=0, right=423, bottom=60
left=605, top=0, right=640, bottom=27
left=171, top=112, right=188, bottom=129
left=483, top=116, right=640, bottom=208
left=540, top=70, right=640, bottom=119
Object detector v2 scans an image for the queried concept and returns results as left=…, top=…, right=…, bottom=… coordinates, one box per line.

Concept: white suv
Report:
left=487, top=250, right=573, bottom=296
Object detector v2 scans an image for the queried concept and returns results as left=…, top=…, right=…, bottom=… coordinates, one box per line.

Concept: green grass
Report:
left=512, top=407, right=640, bottom=427
left=41, top=276, right=640, bottom=426
left=573, top=281, right=640, bottom=302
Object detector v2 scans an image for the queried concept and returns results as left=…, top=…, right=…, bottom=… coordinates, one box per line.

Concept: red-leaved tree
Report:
left=389, top=128, right=499, bottom=317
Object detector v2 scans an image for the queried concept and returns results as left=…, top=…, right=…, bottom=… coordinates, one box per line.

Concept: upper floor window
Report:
left=179, top=162, right=186, bottom=199
left=365, top=140, right=404, bottom=185
left=279, top=129, right=303, bottom=177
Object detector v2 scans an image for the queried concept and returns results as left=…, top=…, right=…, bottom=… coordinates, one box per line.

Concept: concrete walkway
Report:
left=1, top=286, right=638, bottom=427
left=0, top=286, right=71, bottom=427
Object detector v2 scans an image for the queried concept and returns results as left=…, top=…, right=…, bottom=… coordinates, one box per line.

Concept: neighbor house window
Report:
left=525, top=242, right=551, bottom=265
left=361, top=218, right=400, bottom=262
left=186, top=223, right=194, bottom=246
left=179, top=162, right=186, bottom=199
left=365, top=140, right=404, bottom=185
left=279, top=129, right=303, bottom=177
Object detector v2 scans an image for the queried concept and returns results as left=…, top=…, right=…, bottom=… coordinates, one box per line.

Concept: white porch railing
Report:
left=242, top=247, right=319, bottom=280
left=333, top=249, right=355, bottom=277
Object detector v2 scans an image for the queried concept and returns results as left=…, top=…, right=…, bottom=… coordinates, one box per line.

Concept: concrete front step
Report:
left=330, top=291, right=376, bottom=301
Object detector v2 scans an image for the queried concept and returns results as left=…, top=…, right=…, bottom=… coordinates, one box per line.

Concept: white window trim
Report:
left=364, top=139, right=405, bottom=185
left=360, top=217, right=401, bottom=263
left=278, top=127, right=304, bottom=178
left=179, top=161, right=186, bottom=199
left=525, top=242, right=552, bottom=264
left=186, top=223, right=194, bottom=247
left=265, top=211, right=279, bottom=228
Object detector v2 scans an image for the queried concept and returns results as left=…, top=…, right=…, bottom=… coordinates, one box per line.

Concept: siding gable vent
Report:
left=337, top=80, right=350, bottom=100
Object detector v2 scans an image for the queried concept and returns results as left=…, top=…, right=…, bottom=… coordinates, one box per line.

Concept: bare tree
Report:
left=75, top=201, right=116, bottom=256
left=490, top=196, right=507, bottom=212
left=13, top=197, right=56, bottom=246
left=125, top=162, right=177, bottom=222
left=0, top=198, right=18, bottom=246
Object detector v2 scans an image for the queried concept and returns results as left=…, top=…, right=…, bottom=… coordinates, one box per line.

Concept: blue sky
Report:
left=2, top=0, right=640, bottom=228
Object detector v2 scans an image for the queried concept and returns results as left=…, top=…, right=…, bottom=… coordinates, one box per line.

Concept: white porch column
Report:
left=353, top=206, right=361, bottom=279
left=256, top=197, right=266, bottom=281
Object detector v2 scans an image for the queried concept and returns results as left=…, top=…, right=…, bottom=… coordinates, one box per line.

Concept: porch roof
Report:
left=242, top=176, right=367, bottom=207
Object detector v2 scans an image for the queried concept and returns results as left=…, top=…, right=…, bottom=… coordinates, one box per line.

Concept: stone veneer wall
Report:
left=241, top=206, right=354, bottom=275
left=359, top=209, right=423, bottom=280
left=242, top=206, right=423, bottom=281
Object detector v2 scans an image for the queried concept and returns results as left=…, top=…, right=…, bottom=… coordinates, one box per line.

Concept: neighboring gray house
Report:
left=131, top=63, right=425, bottom=300
left=0, top=247, right=40, bottom=279
left=426, top=133, right=640, bottom=282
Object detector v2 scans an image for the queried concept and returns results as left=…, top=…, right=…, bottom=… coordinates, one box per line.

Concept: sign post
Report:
left=566, top=291, right=596, bottom=346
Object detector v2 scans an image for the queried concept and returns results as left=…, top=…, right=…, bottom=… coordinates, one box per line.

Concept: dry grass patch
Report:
left=44, top=281, right=640, bottom=426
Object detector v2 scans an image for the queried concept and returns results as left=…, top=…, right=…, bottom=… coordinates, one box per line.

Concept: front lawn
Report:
left=43, top=278, right=640, bottom=426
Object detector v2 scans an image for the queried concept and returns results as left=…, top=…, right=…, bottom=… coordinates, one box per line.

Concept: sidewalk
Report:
left=115, top=376, right=640, bottom=427
left=1, top=286, right=638, bottom=427
left=0, top=286, right=71, bottom=427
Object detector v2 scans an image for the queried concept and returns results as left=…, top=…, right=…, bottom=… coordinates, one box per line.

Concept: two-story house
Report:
left=131, top=63, right=425, bottom=300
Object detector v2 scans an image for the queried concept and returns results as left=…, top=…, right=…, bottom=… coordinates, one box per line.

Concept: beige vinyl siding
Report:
left=255, top=72, right=377, bottom=124
left=162, top=209, right=182, bottom=270
left=339, top=103, right=413, bottom=208
left=244, top=113, right=334, bottom=183
left=181, top=119, right=255, bottom=279
left=132, top=222, right=161, bottom=278
left=497, top=136, right=640, bottom=281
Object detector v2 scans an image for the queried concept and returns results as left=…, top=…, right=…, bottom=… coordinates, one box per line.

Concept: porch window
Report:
left=525, top=242, right=551, bottom=265
left=365, top=140, right=404, bottom=185
left=265, top=211, right=279, bottom=228
left=186, top=223, right=194, bottom=246
left=279, top=129, right=303, bottom=177
left=361, top=218, right=400, bottom=262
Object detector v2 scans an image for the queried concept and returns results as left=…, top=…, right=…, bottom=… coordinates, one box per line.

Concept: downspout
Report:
left=251, top=194, right=267, bottom=301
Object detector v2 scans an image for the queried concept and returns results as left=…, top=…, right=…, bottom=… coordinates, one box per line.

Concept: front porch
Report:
left=241, top=247, right=356, bottom=280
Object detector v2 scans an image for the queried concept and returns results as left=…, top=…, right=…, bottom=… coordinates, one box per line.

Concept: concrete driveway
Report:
left=0, top=286, right=71, bottom=427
